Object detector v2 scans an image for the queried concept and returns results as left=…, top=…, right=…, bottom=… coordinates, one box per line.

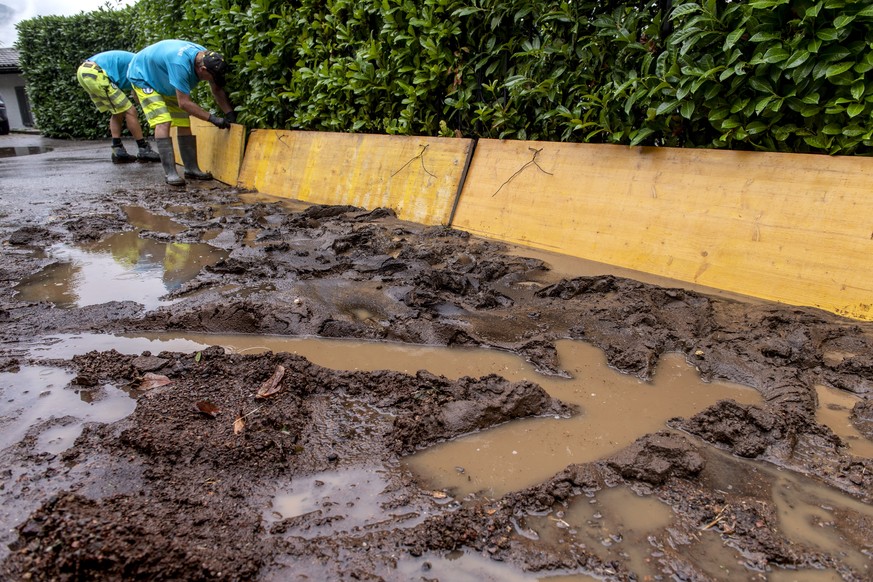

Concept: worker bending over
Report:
left=77, top=50, right=161, bottom=164
left=128, top=39, right=236, bottom=186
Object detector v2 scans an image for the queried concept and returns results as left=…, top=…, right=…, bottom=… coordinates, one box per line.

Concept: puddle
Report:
left=22, top=334, right=761, bottom=496
left=772, top=470, right=873, bottom=574
left=23, top=333, right=209, bottom=360
left=0, top=365, right=136, bottom=454
left=12, top=333, right=872, bottom=580
left=815, top=384, right=873, bottom=458
left=767, top=570, right=845, bottom=581
left=699, top=449, right=871, bottom=580
left=395, top=551, right=569, bottom=581
left=14, top=232, right=226, bottom=309
left=406, top=340, right=762, bottom=497
left=524, top=451, right=871, bottom=580
left=266, top=549, right=571, bottom=582
left=122, top=205, right=187, bottom=235
left=0, top=146, right=53, bottom=158
left=22, top=333, right=760, bottom=499
left=527, top=486, right=673, bottom=579
left=266, top=466, right=427, bottom=539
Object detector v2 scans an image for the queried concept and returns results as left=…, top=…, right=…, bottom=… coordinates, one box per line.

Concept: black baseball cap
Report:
left=202, top=51, right=228, bottom=87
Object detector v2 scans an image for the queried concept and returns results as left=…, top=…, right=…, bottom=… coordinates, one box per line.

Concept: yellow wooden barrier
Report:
left=451, top=139, right=873, bottom=321
left=171, top=118, right=246, bottom=186
left=237, top=130, right=474, bottom=226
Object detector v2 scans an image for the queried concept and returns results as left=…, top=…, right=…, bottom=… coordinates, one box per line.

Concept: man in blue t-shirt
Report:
left=128, top=39, right=236, bottom=186
left=77, top=50, right=160, bottom=163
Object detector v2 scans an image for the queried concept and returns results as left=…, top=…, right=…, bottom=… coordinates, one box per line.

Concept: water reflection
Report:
left=15, top=231, right=226, bottom=309
left=0, top=366, right=136, bottom=454
left=0, top=146, right=52, bottom=158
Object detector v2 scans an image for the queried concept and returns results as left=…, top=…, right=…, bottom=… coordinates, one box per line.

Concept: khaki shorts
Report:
left=133, top=86, right=191, bottom=128
left=77, top=62, right=133, bottom=115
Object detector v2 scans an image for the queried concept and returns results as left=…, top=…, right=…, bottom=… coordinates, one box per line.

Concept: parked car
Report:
left=0, top=95, right=9, bottom=135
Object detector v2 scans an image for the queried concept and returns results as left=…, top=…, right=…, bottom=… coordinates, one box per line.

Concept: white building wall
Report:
left=0, top=72, right=31, bottom=129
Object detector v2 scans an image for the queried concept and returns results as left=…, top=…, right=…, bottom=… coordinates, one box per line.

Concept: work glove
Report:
left=208, top=114, right=230, bottom=129
left=223, top=109, right=237, bottom=124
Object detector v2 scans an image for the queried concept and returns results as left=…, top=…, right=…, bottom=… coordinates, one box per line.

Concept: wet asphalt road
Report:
left=0, top=133, right=166, bottom=228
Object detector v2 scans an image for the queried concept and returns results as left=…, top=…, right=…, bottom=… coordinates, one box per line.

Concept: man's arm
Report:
left=176, top=89, right=214, bottom=122
left=207, top=80, right=233, bottom=114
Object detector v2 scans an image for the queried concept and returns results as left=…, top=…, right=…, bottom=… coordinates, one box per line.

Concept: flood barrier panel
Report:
left=236, top=129, right=474, bottom=226
left=217, top=127, right=873, bottom=322
left=171, top=118, right=246, bottom=186
left=451, top=139, right=873, bottom=321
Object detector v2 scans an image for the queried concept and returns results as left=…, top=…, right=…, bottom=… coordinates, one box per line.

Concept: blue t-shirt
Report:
left=128, top=40, right=205, bottom=97
left=88, top=50, right=135, bottom=91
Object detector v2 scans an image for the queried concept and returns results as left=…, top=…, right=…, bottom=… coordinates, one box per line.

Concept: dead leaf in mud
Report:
left=429, top=491, right=448, bottom=499
left=233, top=406, right=262, bottom=435
left=134, top=373, right=173, bottom=391
left=256, top=365, right=286, bottom=399
left=195, top=401, right=221, bottom=417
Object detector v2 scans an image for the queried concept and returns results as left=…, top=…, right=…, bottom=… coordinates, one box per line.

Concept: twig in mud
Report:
left=701, top=505, right=729, bottom=530
left=241, top=406, right=263, bottom=419
left=492, top=147, right=553, bottom=197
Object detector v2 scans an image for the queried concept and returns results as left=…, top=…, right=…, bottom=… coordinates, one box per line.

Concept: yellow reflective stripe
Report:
left=146, top=106, right=170, bottom=118
left=139, top=94, right=164, bottom=107
left=134, top=85, right=189, bottom=127
left=107, top=90, right=128, bottom=108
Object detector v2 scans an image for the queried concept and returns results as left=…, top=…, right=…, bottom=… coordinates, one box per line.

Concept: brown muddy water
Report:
left=19, top=331, right=761, bottom=497
left=10, top=330, right=872, bottom=582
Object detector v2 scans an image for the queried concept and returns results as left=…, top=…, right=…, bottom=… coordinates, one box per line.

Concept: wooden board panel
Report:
left=171, top=118, right=246, bottom=186
left=237, top=130, right=474, bottom=226
left=452, top=139, right=873, bottom=321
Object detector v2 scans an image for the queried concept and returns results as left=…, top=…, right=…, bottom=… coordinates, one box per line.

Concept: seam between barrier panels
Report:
left=447, top=138, right=477, bottom=227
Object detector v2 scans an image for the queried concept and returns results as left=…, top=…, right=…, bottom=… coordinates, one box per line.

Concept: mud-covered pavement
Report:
left=0, top=134, right=871, bottom=581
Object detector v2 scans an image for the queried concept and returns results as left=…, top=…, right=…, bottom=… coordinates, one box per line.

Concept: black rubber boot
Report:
left=136, top=141, right=161, bottom=162
left=177, top=134, right=213, bottom=180
left=111, top=144, right=136, bottom=164
left=155, top=138, right=185, bottom=186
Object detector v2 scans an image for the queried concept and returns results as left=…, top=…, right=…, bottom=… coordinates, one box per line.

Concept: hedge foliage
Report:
left=16, top=7, right=139, bottom=139
left=18, top=0, right=873, bottom=154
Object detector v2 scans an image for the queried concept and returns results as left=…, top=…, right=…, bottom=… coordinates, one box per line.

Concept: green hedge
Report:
left=16, top=7, right=140, bottom=139
left=19, top=0, right=873, bottom=154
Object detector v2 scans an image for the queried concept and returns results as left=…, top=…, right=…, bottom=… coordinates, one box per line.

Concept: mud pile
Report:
left=0, top=180, right=871, bottom=581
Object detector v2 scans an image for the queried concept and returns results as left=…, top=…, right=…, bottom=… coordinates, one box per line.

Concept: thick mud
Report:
left=0, top=146, right=872, bottom=580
